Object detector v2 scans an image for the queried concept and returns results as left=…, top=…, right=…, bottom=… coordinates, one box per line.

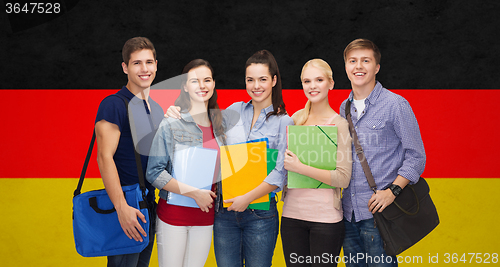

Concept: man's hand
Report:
left=369, top=175, right=410, bottom=214
left=368, top=189, right=396, bottom=214
left=116, top=204, right=147, bottom=242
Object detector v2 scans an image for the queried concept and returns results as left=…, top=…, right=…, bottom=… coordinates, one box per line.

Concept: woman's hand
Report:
left=224, top=194, right=252, bottom=212
left=164, top=106, right=181, bottom=119
left=284, top=149, right=304, bottom=173
left=189, top=189, right=216, bottom=213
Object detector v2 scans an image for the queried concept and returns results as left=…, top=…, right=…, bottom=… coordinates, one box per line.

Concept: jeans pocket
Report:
left=251, top=207, right=277, bottom=220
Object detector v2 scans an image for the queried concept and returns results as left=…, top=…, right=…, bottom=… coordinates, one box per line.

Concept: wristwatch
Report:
left=389, top=184, right=402, bottom=197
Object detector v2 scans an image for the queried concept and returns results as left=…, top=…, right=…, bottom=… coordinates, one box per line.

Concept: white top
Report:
left=353, top=98, right=366, bottom=120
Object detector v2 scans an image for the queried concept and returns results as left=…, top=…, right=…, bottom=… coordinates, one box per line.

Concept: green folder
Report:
left=247, top=148, right=278, bottom=210
left=287, top=125, right=337, bottom=189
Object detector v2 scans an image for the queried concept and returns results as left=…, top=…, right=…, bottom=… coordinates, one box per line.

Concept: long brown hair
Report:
left=245, top=50, right=287, bottom=119
left=175, top=59, right=225, bottom=144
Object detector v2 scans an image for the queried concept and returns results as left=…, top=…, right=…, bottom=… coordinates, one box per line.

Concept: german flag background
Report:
left=2, top=1, right=499, bottom=266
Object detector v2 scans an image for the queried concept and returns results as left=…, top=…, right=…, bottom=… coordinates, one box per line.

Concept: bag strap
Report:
left=345, top=100, right=377, bottom=193
left=74, top=131, right=96, bottom=197
left=73, top=94, right=147, bottom=197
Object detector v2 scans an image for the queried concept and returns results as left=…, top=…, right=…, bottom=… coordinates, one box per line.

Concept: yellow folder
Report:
left=220, top=141, right=269, bottom=207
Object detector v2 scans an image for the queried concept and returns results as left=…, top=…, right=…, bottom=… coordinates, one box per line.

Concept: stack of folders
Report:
left=167, top=144, right=218, bottom=208
left=287, top=125, right=338, bottom=189
left=220, top=139, right=277, bottom=211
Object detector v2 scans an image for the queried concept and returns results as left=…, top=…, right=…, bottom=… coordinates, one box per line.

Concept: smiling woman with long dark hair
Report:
left=146, top=59, right=225, bottom=267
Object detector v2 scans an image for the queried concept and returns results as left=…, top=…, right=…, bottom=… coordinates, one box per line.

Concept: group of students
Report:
left=94, top=36, right=426, bottom=267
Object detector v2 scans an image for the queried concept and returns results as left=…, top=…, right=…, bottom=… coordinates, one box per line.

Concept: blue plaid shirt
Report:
left=340, top=82, right=426, bottom=222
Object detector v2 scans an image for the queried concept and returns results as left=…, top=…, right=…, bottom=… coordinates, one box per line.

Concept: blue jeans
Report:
left=107, top=202, right=157, bottom=267
left=342, top=213, right=397, bottom=267
left=213, top=198, right=279, bottom=267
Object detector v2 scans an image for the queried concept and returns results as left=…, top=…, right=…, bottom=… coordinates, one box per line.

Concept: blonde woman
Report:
left=281, top=59, right=352, bottom=266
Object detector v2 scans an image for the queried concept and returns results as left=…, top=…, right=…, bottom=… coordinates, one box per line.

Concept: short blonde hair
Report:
left=343, top=38, right=381, bottom=65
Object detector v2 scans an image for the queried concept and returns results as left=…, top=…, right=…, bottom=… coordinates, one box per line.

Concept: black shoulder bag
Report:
left=345, top=100, right=439, bottom=255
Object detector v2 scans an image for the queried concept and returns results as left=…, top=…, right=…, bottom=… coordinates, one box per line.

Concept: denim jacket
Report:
left=146, top=112, right=226, bottom=201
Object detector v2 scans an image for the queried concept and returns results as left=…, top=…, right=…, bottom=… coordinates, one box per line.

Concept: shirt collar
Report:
left=366, top=81, right=383, bottom=105
left=348, top=81, right=383, bottom=105
left=119, top=86, right=134, bottom=100
left=180, top=112, right=195, bottom=123
left=242, top=100, right=274, bottom=114
left=120, top=86, right=150, bottom=105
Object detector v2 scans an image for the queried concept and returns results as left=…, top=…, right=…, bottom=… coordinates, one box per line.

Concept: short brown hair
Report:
left=122, top=37, right=156, bottom=65
left=343, top=39, right=381, bottom=65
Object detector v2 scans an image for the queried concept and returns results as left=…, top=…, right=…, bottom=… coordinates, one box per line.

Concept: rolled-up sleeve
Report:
left=394, top=99, right=426, bottom=184
left=146, top=120, right=174, bottom=190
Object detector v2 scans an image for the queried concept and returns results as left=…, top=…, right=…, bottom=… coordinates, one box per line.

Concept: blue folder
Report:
left=234, top=137, right=270, bottom=148
left=167, top=144, right=218, bottom=208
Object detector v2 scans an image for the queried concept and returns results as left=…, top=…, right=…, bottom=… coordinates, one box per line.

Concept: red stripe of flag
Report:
left=1, top=89, right=498, bottom=178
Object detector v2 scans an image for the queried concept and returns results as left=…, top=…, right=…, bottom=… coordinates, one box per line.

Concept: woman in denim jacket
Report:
left=167, top=50, right=294, bottom=267
left=146, top=59, right=225, bottom=267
